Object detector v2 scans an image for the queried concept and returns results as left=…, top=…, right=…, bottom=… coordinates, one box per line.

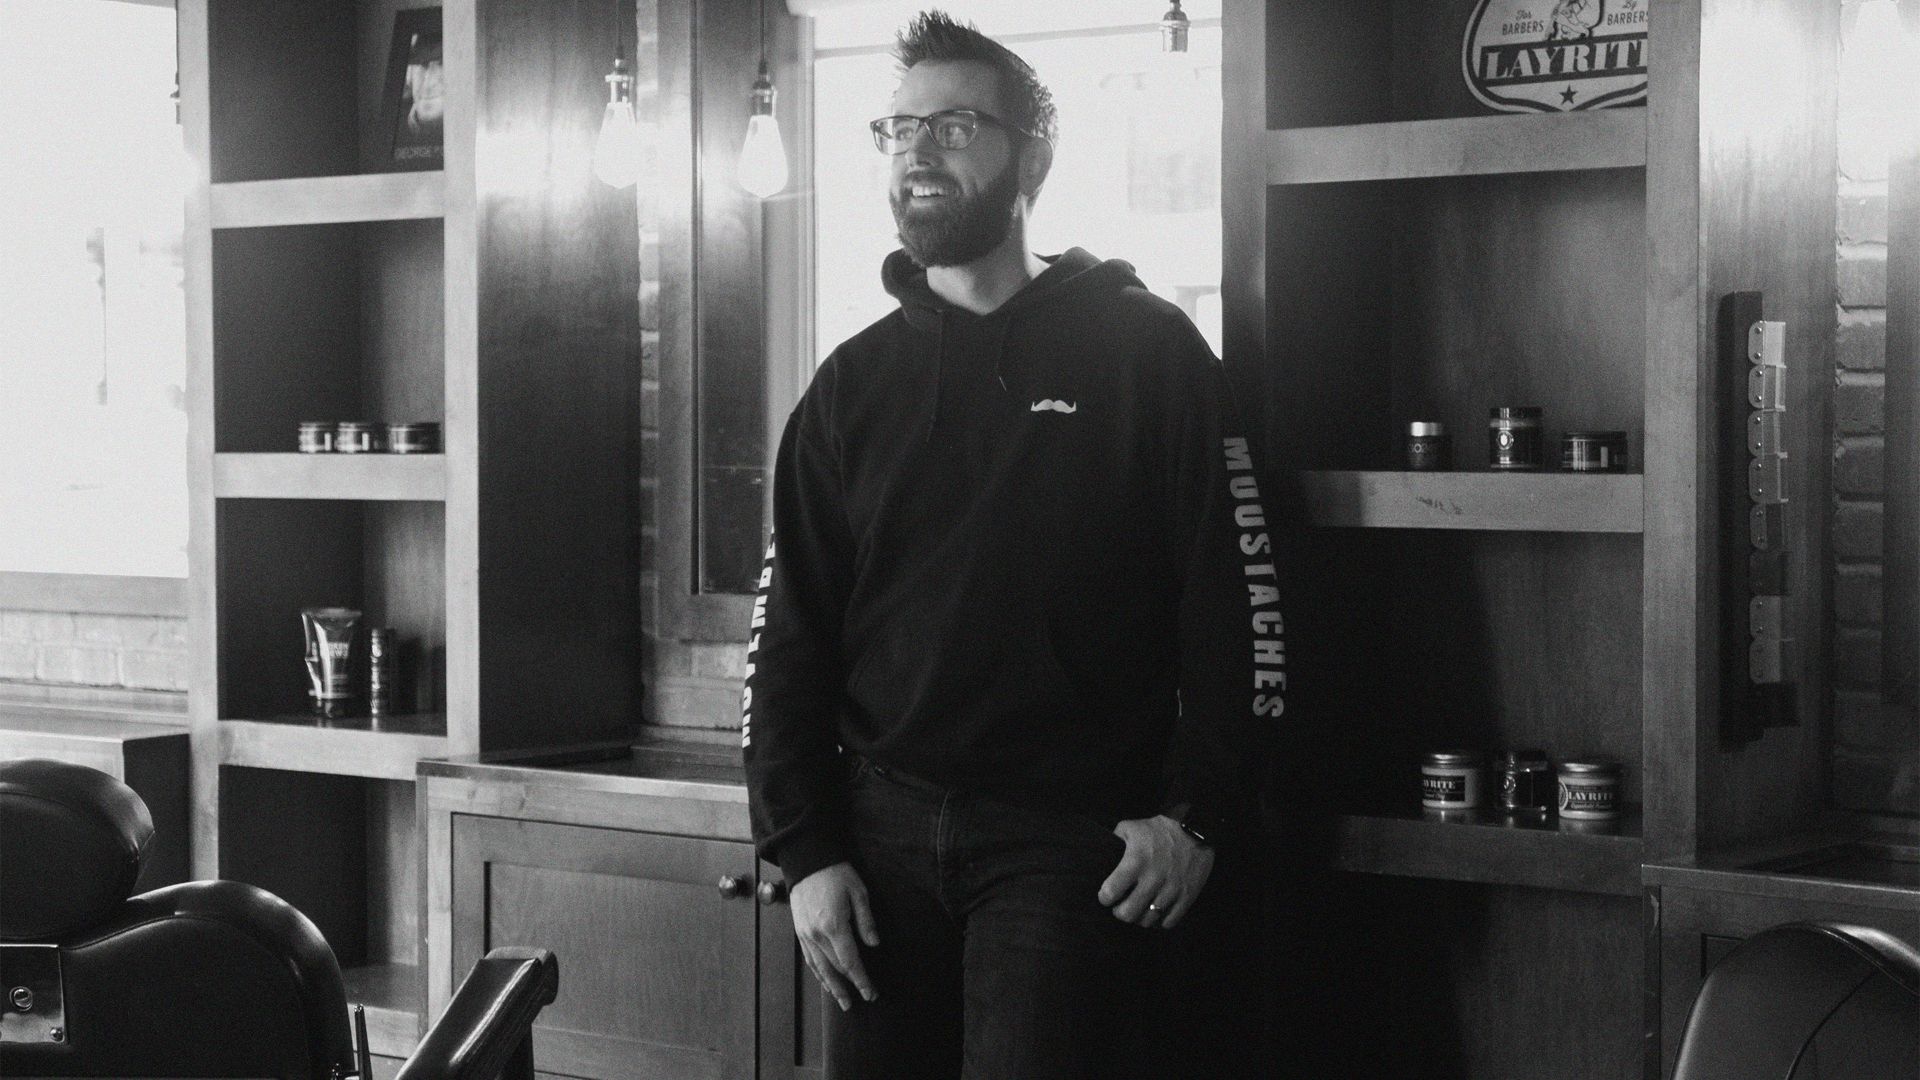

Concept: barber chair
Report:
left=1672, top=920, right=1920, bottom=1080
left=0, top=758, right=558, bottom=1079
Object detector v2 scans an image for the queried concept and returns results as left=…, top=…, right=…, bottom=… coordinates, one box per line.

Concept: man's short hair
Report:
left=893, top=10, right=1058, bottom=146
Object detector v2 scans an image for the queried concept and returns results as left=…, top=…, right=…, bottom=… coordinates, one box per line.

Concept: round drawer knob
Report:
left=717, top=874, right=750, bottom=899
left=757, top=880, right=787, bottom=906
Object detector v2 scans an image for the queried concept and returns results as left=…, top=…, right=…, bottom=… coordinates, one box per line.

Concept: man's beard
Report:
left=890, top=159, right=1022, bottom=268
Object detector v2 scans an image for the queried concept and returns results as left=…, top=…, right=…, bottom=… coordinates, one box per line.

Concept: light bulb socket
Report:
left=750, top=61, right=777, bottom=117
left=1160, top=1, right=1190, bottom=52
left=606, top=55, right=633, bottom=103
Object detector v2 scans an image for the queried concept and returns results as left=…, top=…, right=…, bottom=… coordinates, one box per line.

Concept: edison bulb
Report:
left=594, top=98, right=641, bottom=189
left=738, top=112, right=788, bottom=198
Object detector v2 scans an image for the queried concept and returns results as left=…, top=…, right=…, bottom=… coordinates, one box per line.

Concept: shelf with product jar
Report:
left=183, top=0, right=643, bottom=1058
left=1228, top=1, right=1845, bottom=1076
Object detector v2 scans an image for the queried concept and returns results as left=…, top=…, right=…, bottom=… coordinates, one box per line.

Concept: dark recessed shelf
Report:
left=342, top=961, right=421, bottom=1057
left=1266, top=110, right=1647, bottom=185
left=214, top=453, right=447, bottom=501
left=1334, top=807, right=1644, bottom=896
left=219, top=714, right=449, bottom=780
left=210, top=172, right=446, bottom=229
left=1299, top=470, right=1644, bottom=532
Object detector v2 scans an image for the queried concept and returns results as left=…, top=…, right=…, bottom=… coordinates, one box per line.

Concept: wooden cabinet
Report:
left=449, top=816, right=758, bottom=1080
left=180, top=0, right=642, bottom=1051
left=420, top=740, right=830, bottom=1080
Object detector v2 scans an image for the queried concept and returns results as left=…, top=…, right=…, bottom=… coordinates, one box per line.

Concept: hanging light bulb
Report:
left=737, top=0, right=789, bottom=198
left=1160, top=0, right=1190, bottom=53
left=594, top=50, right=641, bottom=188
left=738, top=60, right=789, bottom=198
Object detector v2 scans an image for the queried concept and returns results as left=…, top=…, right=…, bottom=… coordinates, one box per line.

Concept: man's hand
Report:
left=788, top=861, right=880, bottom=1010
left=1098, top=815, right=1214, bottom=929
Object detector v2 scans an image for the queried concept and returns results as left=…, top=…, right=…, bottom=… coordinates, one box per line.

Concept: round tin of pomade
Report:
left=1421, top=750, right=1486, bottom=811
left=1562, top=430, right=1629, bottom=472
left=298, top=422, right=334, bottom=454
left=387, top=422, right=440, bottom=454
left=336, top=422, right=381, bottom=454
left=1556, top=760, right=1622, bottom=820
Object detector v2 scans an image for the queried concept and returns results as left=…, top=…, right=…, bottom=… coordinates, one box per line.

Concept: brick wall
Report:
left=1830, top=0, right=1917, bottom=814
left=0, top=609, right=190, bottom=693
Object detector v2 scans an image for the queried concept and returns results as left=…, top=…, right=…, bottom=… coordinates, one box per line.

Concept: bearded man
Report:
left=741, top=11, right=1281, bottom=1079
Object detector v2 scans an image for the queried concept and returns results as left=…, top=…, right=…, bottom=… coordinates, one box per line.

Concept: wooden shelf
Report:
left=219, top=714, right=448, bottom=780
left=1334, top=808, right=1644, bottom=896
left=214, top=453, right=447, bottom=502
left=1299, top=470, right=1643, bottom=533
left=342, top=961, right=421, bottom=1057
left=1266, top=110, right=1647, bottom=185
left=210, top=172, right=446, bottom=229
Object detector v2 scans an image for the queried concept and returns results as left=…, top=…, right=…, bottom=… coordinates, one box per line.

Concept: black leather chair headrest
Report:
left=0, top=758, right=154, bottom=940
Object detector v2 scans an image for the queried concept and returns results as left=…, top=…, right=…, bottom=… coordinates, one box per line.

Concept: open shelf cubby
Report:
left=1268, top=0, right=1647, bottom=130
left=215, top=499, right=446, bottom=751
left=211, top=220, right=443, bottom=454
left=206, top=0, right=441, bottom=184
left=1265, top=166, right=1645, bottom=473
left=218, top=767, right=422, bottom=1053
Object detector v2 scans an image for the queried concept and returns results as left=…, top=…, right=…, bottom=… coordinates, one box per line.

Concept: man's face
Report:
left=887, top=60, right=1026, bottom=268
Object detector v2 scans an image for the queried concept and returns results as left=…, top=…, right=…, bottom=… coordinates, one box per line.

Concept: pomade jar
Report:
left=1556, top=760, right=1622, bottom=820
left=1489, top=407, right=1544, bottom=470
left=1421, top=750, right=1485, bottom=811
left=1498, top=749, right=1553, bottom=815
left=1407, top=422, right=1451, bottom=471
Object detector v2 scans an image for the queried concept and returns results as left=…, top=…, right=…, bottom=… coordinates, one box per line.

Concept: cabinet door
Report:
left=1656, top=886, right=1920, bottom=1079
left=755, top=865, right=832, bottom=1079
left=451, top=815, right=760, bottom=1080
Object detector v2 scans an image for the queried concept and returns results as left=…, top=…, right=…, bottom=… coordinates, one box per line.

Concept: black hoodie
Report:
left=742, top=246, right=1283, bottom=887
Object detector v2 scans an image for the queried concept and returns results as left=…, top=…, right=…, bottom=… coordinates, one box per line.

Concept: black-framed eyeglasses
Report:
left=868, top=109, right=1040, bottom=155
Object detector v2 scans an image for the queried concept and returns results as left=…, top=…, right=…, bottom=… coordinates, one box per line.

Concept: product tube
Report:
left=302, top=607, right=362, bottom=706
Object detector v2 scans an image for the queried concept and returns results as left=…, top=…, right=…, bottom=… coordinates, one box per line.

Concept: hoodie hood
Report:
left=881, top=247, right=1145, bottom=440
left=881, top=246, right=1142, bottom=332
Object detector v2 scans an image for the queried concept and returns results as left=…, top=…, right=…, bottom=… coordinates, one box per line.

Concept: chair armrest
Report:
left=395, top=948, right=558, bottom=1080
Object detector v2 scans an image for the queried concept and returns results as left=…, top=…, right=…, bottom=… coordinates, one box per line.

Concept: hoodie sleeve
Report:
left=742, top=358, right=857, bottom=886
left=1158, top=317, right=1282, bottom=847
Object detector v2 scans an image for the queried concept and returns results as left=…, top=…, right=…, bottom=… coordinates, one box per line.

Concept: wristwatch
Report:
left=1163, top=802, right=1222, bottom=848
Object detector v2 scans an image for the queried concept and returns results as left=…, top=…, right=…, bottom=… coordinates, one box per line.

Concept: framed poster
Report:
left=383, top=7, right=444, bottom=170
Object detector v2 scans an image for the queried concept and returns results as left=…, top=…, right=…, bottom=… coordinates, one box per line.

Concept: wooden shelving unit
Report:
left=210, top=172, right=446, bottom=228
left=213, top=453, right=447, bottom=501
left=1298, top=470, right=1643, bottom=532
left=182, top=0, right=642, bottom=1055
left=1334, top=809, right=1644, bottom=897
left=1228, top=1, right=1839, bottom=1075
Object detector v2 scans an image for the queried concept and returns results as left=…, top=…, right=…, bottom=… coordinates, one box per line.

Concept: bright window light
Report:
left=0, top=0, right=187, bottom=578
left=811, top=6, right=1222, bottom=368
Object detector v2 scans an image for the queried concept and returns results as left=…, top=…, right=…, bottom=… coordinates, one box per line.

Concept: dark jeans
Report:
left=828, top=756, right=1160, bottom=1080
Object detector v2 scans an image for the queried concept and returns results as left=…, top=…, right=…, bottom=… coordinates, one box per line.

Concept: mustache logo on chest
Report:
left=1030, top=399, right=1078, bottom=414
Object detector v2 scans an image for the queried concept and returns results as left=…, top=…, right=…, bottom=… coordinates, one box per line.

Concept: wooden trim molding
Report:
left=0, top=573, right=188, bottom=618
